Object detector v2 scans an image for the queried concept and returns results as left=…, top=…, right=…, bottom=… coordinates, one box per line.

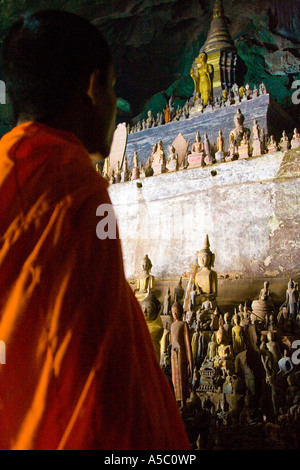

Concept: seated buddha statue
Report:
left=251, top=281, right=275, bottom=324
left=141, top=287, right=163, bottom=363
left=194, top=234, right=218, bottom=309
left=188, top=131, right=205, bottom=168
left=229, top=108, right=250, bottom=149
left=135, top=254, right=155, bottom=302
left=214, top=327, right=234, bottom=375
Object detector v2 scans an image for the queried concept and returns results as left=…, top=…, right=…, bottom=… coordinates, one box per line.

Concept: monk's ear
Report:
left=87, top=69, right=102, bottom=103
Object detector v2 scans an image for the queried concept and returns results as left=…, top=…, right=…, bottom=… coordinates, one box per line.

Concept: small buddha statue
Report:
left=291, top=128, right=300, bottom=149
left=121, top=155, right=129, bottom=182
left=194, top=234, right=218, bottom=308
left=170, top=300, right=193, bottom=409
left=230, top=108, right=250, bottom=149
left=192, top=131, right=204, bottom=154
left=110, top=168, right=116, bottom=184
left=146, top=109, right=154, bottom=128
left=102, top=156, right=110, bottom=180
left=252, top=119, right=262, bottom=157
left=163, top=103, right=171, bottom=124
left=266, top=331, right=282, bottom=373
left=214, top=327, right=233, bottom=374
left=245, top=83, right=252, bottom=98
left=115, top=161, right=121, bottom=183
left=279, top=130, right=290, bottom=151
left=238, top=132, right=250, bottom=159
left=260, top=128, right=267, bottom=153
left=203, top=133, right=213, bottom=165
left=259, top=82, right=267, bottom=95
left=215, top=129, right=225, bottom=163
left=252, top=85, right=258, bottom=98
left=286, top=278, right=299, bottom=320
left=163, top=287, right=172, bottom=315
left=267, top=135, right=278, bottom=154
left=141, top=288, right=164, bottom=363
left=222, top=88, right=229, bottom=104
left=238, top=86, right=246, bottom=99
left=188, top=131, right=205, bottom=168
left=131, top=151, right=140, bottom=180
left=160, top=314, right=173, bottom=366
left=252, top=119, right=260, bottom=141
left=151, top=140, right=166, bottom=175
left=166, top=145, right=178, bottom=172
left=226, top=132, right=237, bottom=161
left=231, top=314, right=244, bottom=355
left=135, top=254, right=155, bottom=301
left=206, top=332, right=218, bottom=361
left=251, top=281, right=275, bottom=323
left=223, top=312, right=233, bottom=338
left=261, top=282, right=270, bottom=301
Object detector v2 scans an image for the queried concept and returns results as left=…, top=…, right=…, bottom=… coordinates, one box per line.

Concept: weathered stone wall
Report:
left=109, top=148, right=300, bottom=305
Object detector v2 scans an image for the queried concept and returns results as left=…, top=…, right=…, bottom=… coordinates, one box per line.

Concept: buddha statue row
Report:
left=127, top=79, right=268, bottom=135
left=98, top=110, right=300, bottom=182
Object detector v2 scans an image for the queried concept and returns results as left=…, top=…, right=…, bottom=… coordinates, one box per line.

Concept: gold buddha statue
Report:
left=135, top=254, right=155, bottom=302
left=214, top=327, right=233, bottom=373
left=194, top=235, right=218, bottom=308
left=191, top=52, right=214, bottom=106
left=141, top=287, right=164, bottom=363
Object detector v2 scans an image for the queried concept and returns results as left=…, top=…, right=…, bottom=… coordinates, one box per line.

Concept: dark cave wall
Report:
left=0, top=0, right=299, bottom=132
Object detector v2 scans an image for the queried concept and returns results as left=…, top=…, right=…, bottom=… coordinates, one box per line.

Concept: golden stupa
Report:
left=191, top=0, right=241, bottom=99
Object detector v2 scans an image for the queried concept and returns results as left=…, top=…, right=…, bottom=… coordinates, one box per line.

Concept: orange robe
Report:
left=0, top=122, right=190, bottom=450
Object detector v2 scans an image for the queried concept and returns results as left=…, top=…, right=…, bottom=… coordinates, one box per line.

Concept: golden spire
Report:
left=200, top=0, right=235, bottom=54
left=213, top=0, right=224, bottom=18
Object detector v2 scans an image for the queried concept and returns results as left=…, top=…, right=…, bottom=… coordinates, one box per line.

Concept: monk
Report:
left=0, top=10, right=190, bottom=450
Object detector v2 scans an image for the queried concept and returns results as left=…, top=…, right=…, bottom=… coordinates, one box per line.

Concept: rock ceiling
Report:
left=0, top=0, right=299, bottom=123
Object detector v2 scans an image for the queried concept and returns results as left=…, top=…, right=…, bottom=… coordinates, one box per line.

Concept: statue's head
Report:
left=197, top=235, right=215, bottom=269
left=142, top=302, right=158, bottom=323
left=142, top=287, right=160, bottom=322
left=199, top=52, right=207, bottom=64
left=216, top=328, right=224, bottom=345
left=198, top=252, right=212, bottom=269
left=234, top=109, right=245, bottom=127
left=171, top=301, right=183, bottom=321
left=142, top=254, right=152, bottom=273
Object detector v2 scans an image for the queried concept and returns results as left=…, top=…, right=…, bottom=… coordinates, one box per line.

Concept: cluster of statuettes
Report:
left=126, top=82, right=269, bottom=134
left=95, top=114, right=300, bottom=184
left=159, top=277, right=300, bottom=450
